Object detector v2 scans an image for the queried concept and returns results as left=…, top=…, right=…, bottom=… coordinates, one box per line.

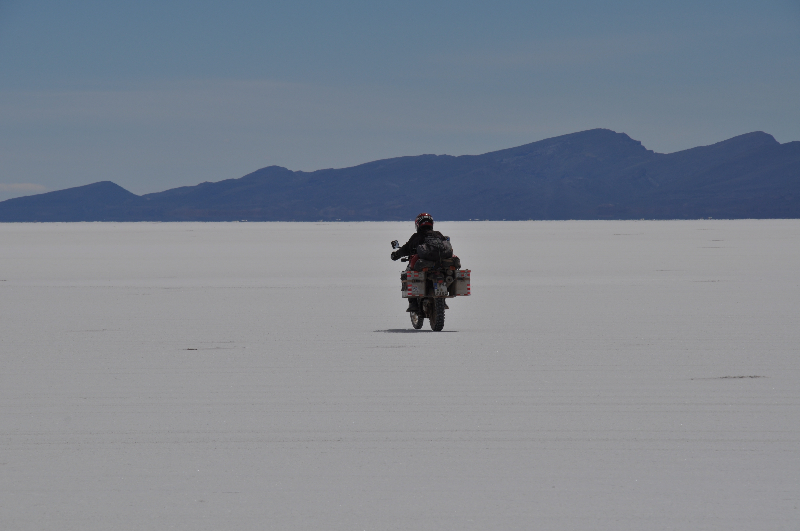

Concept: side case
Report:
left=455, top=269, right=471, bottom=296
left=401, top=270, right=426, bottom=298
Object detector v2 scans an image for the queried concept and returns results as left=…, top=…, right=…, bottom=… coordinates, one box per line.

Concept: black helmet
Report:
left=415, top=212, right=433, bottom=231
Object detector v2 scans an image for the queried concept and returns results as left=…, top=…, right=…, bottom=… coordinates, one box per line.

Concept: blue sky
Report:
left=1, top=0, right=798, bottom=198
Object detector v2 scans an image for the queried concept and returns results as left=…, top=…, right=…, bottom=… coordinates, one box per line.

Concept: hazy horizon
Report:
left=1, top=1, right=798, bottom=201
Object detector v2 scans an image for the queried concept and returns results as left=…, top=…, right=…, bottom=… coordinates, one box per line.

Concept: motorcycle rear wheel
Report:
left=429, top=298, right=446, bottom=331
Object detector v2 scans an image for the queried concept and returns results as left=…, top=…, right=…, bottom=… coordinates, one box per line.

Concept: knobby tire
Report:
left=429, top=298, right=445, bottom=331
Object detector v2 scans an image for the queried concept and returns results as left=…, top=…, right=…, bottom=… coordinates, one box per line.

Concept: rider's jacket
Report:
left=396, top=228, right=447, bottom=258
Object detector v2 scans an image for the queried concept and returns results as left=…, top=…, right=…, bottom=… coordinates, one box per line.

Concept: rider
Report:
left=391, top=212, right=447, bottom=313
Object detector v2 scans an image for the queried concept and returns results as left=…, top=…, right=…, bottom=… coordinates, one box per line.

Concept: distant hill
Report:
left=1, top=128, right=798, bottom=221
left=0, top=181, right=142, bottom=222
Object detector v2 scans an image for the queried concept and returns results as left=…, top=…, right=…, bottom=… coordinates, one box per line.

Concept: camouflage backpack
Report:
left=416, top=233, right=453, bottom=262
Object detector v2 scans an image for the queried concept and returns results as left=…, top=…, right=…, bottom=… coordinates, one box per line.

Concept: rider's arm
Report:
left=396, top=233, right=421, bottom=257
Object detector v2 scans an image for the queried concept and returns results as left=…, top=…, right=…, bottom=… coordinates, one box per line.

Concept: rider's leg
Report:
left=406, top=297, right=419, bottom=312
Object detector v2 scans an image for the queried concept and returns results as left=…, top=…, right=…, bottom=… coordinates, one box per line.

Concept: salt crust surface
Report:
left=1, top=220, right=798, bottom=530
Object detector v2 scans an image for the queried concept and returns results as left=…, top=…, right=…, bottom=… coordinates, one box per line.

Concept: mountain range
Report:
left=1, top=128, right=798, bottom=221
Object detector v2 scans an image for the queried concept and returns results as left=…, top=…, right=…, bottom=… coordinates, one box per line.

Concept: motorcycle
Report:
left=392, top=239, right=470, bottom=331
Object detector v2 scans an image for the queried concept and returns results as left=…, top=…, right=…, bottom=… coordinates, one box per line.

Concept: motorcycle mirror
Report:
left=391, top=240, right=399, bottom=249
